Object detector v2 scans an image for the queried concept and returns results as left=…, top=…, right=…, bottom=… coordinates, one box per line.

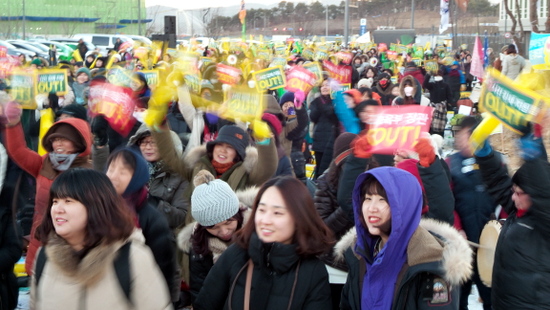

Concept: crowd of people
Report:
left=0, top=37, right=546, bottom=310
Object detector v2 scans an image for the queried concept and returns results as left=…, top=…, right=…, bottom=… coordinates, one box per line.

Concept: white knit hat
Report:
left=191, top=170, right=240, bottom=227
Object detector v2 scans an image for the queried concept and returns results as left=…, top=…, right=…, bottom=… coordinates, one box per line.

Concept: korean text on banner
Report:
left=529, top=32, right=550, bottom=70
left=478, top=68, right=547, bottom=134
left=35, top=70, right=68, bottom=96
left=220, top=86, right=265, bottom=122
left=216, top=63, right=242, bottom=85
left=322, top=60, right=352, bottom=84
left=285, top=66, right=318, bottom=94
left=302, top=61, right=323, bottom=84
left=88, top=81, right=136, bottom=137
left=366, top=105, right=434, bottom=154
left=9, top=70, right=35, bottom=109
left=252, top=66, right=286, bottom=91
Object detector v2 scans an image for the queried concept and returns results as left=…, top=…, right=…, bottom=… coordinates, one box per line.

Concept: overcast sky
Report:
left=145, top=0, right=500, bottom=11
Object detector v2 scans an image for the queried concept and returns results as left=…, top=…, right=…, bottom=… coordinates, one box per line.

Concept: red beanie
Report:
left=396, top=158, right=429, bottom=215
left=262, top=113, right=283, bottom=136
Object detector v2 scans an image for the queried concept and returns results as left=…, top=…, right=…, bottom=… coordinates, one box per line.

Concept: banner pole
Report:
left=242, top=17, right=246, bottom=41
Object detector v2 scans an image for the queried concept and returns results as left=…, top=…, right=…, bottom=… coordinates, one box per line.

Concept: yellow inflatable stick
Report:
left=469, top=115, right=500, bottom=152
left=251, top=119, right=271, bottom=140
left=38, top=108, right=55, bottom=156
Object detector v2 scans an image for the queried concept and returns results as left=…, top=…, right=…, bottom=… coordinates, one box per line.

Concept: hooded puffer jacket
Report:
left=4, top=118, right=92, bottom=275
left=339, top=168, right=472, bottom=310
left=476, top=152, right=550, bottom=309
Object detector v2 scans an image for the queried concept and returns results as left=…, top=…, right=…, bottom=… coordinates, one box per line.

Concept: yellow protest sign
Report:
left=9, top=70, right=35, bottom=109
left=35, top=69, right=68, bottom=96
left=252, top=66, right=286, bottom=91
left=220, top=87, right=266, bottom=122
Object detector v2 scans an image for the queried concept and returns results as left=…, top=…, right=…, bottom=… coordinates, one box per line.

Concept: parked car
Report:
left=73, top=34, right=134, bottom=55
left=49, top=38, right=96, bottom=53
left=29, top=40, right=74, bottom=61
left=126, top=35, right=152, bottom=46
left=0, top=41, right=34, bottom=62
left=7, top=40, right=49, bottom=59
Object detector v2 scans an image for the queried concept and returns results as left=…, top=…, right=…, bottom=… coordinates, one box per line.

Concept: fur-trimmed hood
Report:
left=184, top=144, right=258, bottom=174
left=334, top=218, right=472, bottom=286
left=44, top=229, right=145, bottom=287
left=399, top=75, right=419, bottom=99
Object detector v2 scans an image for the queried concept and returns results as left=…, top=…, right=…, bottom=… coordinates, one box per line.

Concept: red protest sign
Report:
left=285, top=66, right=318, bottom=94
left=335, top=52, right=353, bottom=65
left=216, top=63, right=242, bottom=85
left=366, top=105, right=433, bottom=155
left=0, top=47, right=7, bottom=58
left=322, top=60, right=352, bottom=84
left=0, top=57, right=18, bottom=79
left=88, top=81, right=136, bottom=137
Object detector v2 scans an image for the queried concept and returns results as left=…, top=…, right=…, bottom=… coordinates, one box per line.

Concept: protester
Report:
left=424, top=70, right=452, bottom=137
left=474, top=125, right=550, bottom=309
left=128, top=124, right=189, bottom=231
left=447, top=117, right=495, bottom=310
left=501, top=44, right=526, bottom=81
left=105, top=147, right=179, bottom=306
left=2, top=101, right=92, bottom=276
left=177, top=170, right=255, bottom=303
left=309, top=79, right=340, bottom=179
left=339, top=166, right=472, bottom=309
left=31, top=168, right=172, bottom=309
left=194, top=176, right=334, bottom=310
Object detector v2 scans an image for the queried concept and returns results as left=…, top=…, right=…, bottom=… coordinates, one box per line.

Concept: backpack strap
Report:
left=34, top=248, right=47, bottom=286
left=113, top=242, right=132, bottom=304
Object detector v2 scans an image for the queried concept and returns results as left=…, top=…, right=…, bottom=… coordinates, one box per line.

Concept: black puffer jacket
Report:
left=0, top=206, right=21, bottom=310
left=193, top=233, right=332, bottom=310
left=309, top=95, right=339, bottom=153
left=314, top=167, right=353, bottom=240
left=476, top=153, right=550, bottom=309
left=136, top=199, right=178, bottom=302
left=448, top=153, right=497, bottom=243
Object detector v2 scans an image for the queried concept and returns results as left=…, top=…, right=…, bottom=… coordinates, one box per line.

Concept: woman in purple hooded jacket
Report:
left=337, top=167, right=472, bottom=310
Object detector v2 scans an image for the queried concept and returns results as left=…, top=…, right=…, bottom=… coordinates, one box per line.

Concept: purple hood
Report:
left=352, top=166, right=422, bottom=310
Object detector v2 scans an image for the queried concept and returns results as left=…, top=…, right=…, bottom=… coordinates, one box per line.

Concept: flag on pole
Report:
left=439, top=0, right=449, bottom=34
left=471, top=36, right=485, bottom=80
left=239, top=0, right=246, bottom=24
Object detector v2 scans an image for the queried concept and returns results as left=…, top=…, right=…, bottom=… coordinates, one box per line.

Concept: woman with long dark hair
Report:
left=31, top=168, right=171, bottom=309
left=194, top=176, right=334, bottom=310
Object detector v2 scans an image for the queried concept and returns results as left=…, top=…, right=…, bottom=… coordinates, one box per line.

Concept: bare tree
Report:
left=529, top=0, right=539, bottom=32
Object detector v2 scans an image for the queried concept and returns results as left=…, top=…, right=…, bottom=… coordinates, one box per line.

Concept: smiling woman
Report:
left=194, top=176, right=334, bottom=310
left=32, top=168, right=172, bottom=309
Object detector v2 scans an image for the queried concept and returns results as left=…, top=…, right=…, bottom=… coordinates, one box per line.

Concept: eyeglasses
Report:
left=139, top=139, right=156, bottom=147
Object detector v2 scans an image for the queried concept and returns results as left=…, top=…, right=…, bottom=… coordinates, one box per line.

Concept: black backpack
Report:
left=34, top=242, right=132, bottom=304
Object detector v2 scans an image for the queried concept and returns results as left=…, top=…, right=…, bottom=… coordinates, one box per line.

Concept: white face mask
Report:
left=434, top=76, right=443, bottom=82
left=133, top=111, right=145, bottom=123
left=404, top=86, right=414, bottom=97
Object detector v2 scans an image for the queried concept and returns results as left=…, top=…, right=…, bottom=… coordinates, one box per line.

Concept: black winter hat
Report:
left=57, top=103, right=88, bottom=121
left=206, top=125, right=249, bottom=161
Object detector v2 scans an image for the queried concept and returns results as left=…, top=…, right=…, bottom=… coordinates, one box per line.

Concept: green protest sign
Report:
left=141, top=70, right=159, bottom=87
left=35, top=70, right=68, bottom=95
left=303, top=62, right=323, bottom=84
left=270, top=57, right=287, bottom=68
left=331, top=84, right=351, bottom=99
left=9, top=71, right=35, bottom=109
left=252, top=66, right=286, bottom=91
left=479, top=68, right=547, bottom=134
left=107, top=67, right=133, bottom=87
left=184, top=74, right=202, bottom=95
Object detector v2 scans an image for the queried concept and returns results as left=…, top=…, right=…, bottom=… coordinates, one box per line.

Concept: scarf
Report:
left=211, top=160, right=235, bottom=178
left=48, top=153, right=79, bottom=172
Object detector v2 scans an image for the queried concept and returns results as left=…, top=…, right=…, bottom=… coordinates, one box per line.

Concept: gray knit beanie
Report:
left=191, top=170, right=240, bottom=227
